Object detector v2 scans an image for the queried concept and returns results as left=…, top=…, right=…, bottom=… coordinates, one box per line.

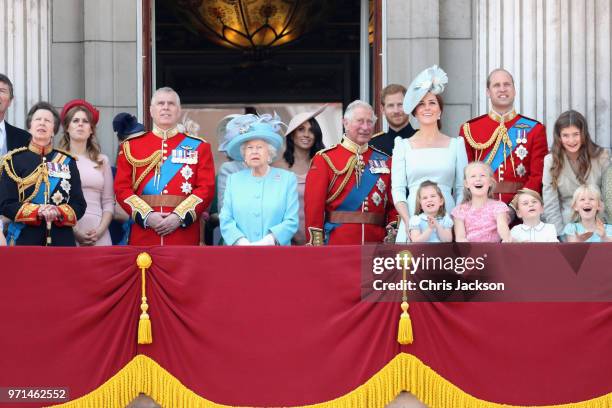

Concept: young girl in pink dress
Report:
left=59, top=99, right=114, bottom=246
left=452, top=161, right=511, bottom=242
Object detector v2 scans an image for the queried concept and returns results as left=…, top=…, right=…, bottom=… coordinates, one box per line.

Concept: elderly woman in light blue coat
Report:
left=220, top=114, right=299, bottom=245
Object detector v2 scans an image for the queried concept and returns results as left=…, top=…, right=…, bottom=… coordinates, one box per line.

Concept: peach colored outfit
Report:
left=75, top=154, right=114, bottom=246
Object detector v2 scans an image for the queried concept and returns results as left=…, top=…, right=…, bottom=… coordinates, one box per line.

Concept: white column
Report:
left=474, top=0, right=612, bottom=149
left=0, top=0, right=50, bottom=128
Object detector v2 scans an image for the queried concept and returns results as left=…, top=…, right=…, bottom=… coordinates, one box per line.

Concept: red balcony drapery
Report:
left=0, top=245, right=611, bottom=407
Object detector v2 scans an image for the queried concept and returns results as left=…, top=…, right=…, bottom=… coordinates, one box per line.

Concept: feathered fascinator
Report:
left=177, top=114, right=200, bottom=136
left=403, top=65, right=448, bottom=115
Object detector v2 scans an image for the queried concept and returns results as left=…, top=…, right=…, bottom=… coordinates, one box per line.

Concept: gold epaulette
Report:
left=371, top=131, right=385, bottom=139
left=123, top=132, right=147, bottom=142
left=185, top=133, right=207, bottom=143
left=315, top=144, right=337, bottom=156
left=3, top=146, right=28, bottom=159
left=1, top=147, right=49, bottom=203
left=0, top=147, right=27, bottom=178
left=53, top=148, right=77, bottom=160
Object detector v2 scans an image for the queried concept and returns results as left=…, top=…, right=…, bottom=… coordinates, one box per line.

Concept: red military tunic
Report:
left=114, top=126, right=215, bottom=245
left=304, top=137, right=397, bottom=245
left=459, top=110, right=548, bottom=204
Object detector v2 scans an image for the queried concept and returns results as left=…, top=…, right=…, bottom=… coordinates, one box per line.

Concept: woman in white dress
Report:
left=391, top=66, right=468, bottom=243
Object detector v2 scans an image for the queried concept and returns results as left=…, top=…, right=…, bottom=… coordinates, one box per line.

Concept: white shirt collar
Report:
left=0, top=120, right=7, bottom=156
left=518, top=221, right=546, bottom=232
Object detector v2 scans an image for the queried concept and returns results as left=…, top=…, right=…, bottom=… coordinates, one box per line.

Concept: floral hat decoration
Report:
left=403, top=65, right=448, bottom=115
left=224, top=113, right=286, bottom=161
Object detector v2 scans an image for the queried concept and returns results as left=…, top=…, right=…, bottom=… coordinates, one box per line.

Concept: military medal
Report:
left=181, top=181, right=193, bottom=194
left=369, top=159, right=390, bottom=174
left=376, top=178, right=386, bottom=194
left=516, top=163, right=527, bottom=177
left=515, top=124, right=530, bottom=144
left=180, top=165, right=193, bottom=180
left=515, top=145, right=528, bottom=161
left=51, top=190, right=64, bottom=205
left=172, top=147, right=199, bottom=164
left=60, top=179, right=71, bottom=194
left=372, top=191, right=382, bottom=206
left=47, top=162, right=71, bottom=179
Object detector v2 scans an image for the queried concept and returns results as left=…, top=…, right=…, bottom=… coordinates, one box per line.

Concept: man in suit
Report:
left=0, top=74, right=30, bottom=235
left=369, top=84, right=416, bottom=156
left=0, top=74, right=30, bottom=157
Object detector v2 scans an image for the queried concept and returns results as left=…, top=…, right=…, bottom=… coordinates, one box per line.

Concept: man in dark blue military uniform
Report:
left=369, top=84, right=416, bottom=156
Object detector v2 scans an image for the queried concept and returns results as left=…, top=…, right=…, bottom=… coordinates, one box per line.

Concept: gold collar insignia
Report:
left=152, top=125, right=179, bottom=140
left=488, top=109, right=517, bottom=123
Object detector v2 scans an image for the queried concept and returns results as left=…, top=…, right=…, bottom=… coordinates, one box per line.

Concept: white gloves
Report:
left=235, top=237, right=251, bottom=246
left=253, top=233, right=276, bottom=246
left=234, top=234, right=276, bottom=246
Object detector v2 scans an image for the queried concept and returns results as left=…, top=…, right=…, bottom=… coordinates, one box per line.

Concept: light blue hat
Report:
left=403, top=65, right=448, bottom=115
left=224, top=113, right=285, bottom=161
left=217, top=114, right=242, bottom=152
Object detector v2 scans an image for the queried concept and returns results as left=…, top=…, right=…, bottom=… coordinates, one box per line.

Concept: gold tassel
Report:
left=396, top=250, right=414, bottom=345
left=397, top=301, right=413, bottom=345
left=137, top=252, right=153, bottom=345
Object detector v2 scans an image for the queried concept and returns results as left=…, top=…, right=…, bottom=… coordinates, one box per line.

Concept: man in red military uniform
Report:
left=114, top=87, right=215, bottom=245
left=304, top=100, right=396, bottom=245
left=460, top=69, right=548, bottom=204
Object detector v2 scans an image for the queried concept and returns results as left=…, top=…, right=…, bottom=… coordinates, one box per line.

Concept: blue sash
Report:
left=142, top=135, right=202, bottom=195
left=484, top=117, right=537, bottom=172
left=324, top=150, right=387, bottom=242
left=7, top=153, right=71, bottom=245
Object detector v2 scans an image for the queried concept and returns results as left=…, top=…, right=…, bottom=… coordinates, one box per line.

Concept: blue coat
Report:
left=220, top=167, right=299, bottom=245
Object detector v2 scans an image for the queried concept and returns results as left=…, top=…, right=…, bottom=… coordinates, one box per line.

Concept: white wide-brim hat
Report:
left=285, top=105, right=327, bottom=137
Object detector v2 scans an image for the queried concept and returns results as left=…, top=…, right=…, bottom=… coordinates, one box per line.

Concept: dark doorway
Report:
left=155, top=0, right=364, bottom=107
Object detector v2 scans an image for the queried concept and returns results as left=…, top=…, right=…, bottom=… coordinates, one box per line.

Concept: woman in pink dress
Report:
left=59, top=99, right=114, bottom=246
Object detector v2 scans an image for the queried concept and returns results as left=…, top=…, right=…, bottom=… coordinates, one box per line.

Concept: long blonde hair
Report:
left=570, top=184, right=603, bottom=222
left=58, top=106, right=104, bottom=167
left=461, top=161, right=496, bottom=204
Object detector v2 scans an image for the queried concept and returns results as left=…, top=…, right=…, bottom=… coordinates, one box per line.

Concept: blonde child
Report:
left=451, top=161, right=511, bottom=242
left=509, top=189, right=558, bottom=242
left=563, top=184, right=612, bottom=242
